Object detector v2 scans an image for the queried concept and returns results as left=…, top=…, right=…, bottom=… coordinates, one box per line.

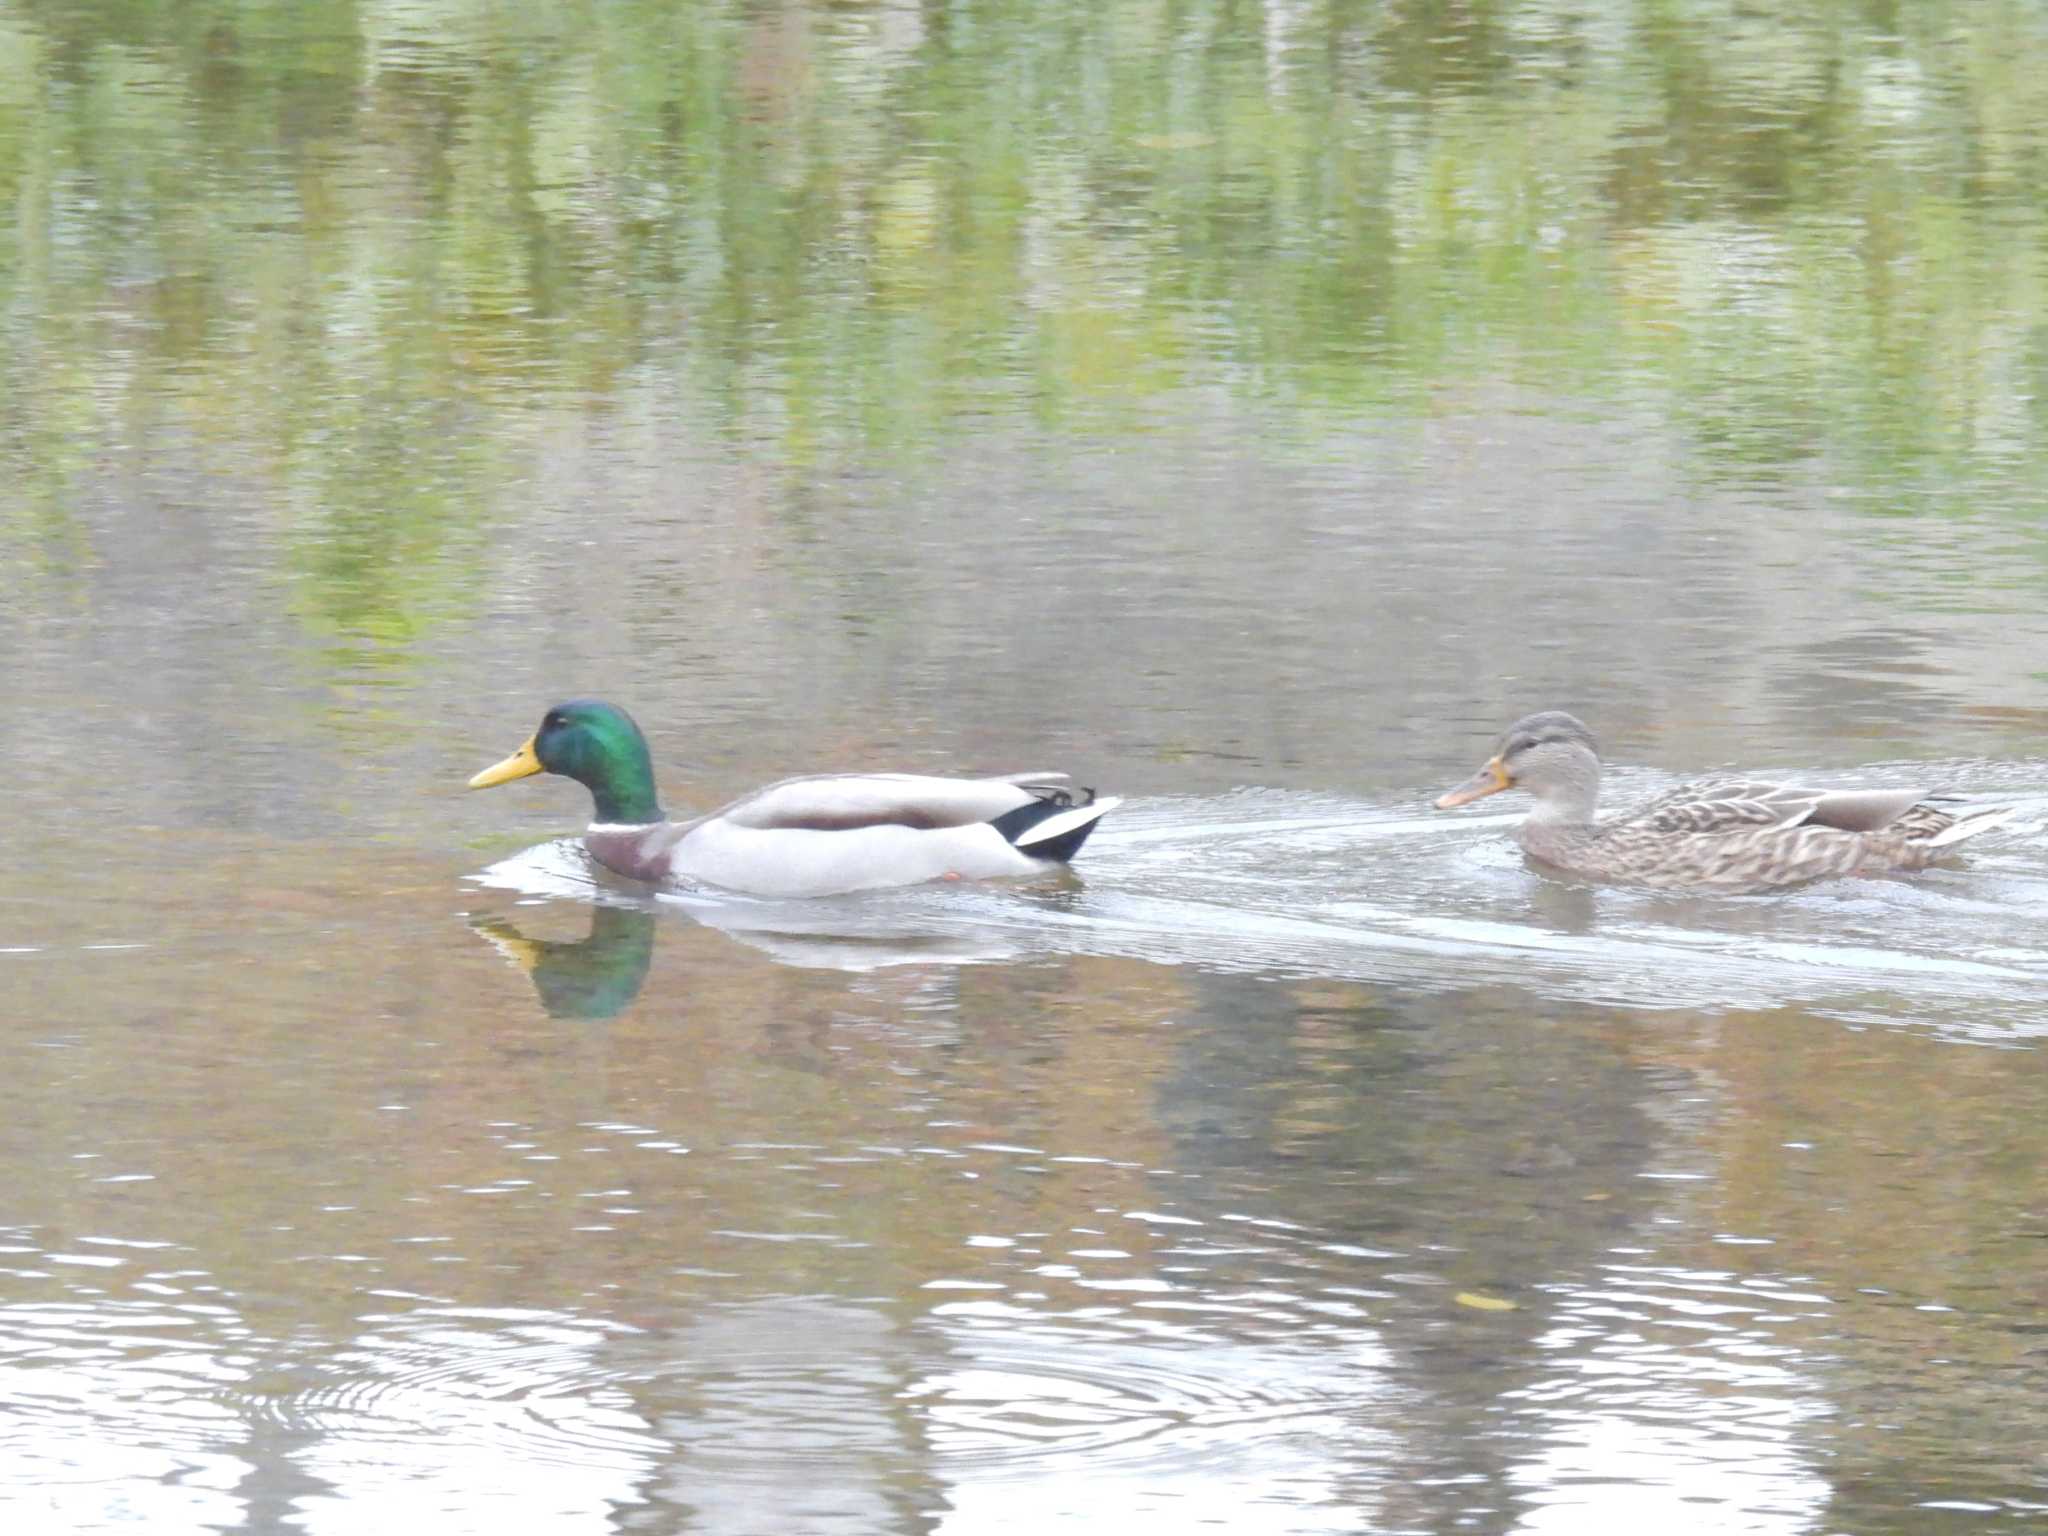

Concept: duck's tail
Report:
left=989, top=792, right=1121, bottom=864
left=1925, top=803, right=2021, bottom=849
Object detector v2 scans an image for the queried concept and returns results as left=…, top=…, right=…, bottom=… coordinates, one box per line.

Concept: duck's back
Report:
left=1524, top=780, right=2002, bottom=891
left=661, top=771, right=1104, bottom=898
left=715, top=771, right=1062, bottom=834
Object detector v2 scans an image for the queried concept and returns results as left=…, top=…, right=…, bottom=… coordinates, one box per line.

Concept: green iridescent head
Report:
left=469, top=699, right=665, bottom=824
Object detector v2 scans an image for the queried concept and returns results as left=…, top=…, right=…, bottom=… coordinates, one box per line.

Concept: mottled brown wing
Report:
left=1631, top=779, right=1821, bottom=836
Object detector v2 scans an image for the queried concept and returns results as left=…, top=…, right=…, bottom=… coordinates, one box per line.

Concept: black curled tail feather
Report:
left=988, top=798, right=1104, bottom=863
left=1025, top=783, right=1096, bottom=809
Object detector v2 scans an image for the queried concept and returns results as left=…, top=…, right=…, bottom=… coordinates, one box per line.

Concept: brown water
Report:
left=6, top=3, right=2048, bottom=1532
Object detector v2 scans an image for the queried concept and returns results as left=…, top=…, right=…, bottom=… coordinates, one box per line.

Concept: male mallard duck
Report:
left=469, top=700, right=1119, bottom=898
left=1434, top=710, right=2015, bottom=890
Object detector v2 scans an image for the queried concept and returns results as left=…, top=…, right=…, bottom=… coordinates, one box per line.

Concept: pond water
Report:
left=5, top=3, right=2048, bottom=1533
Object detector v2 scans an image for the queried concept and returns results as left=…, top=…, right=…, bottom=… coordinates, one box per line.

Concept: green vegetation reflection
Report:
left=5, top=0, right=2048, bottom=619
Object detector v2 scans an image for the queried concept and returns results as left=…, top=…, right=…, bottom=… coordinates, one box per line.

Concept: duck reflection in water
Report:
left=472, top=904, right=657, bottom=1021
left=471, top=886, right=1048, bottom=1016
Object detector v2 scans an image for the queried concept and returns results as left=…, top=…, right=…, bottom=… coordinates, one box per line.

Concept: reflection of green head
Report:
left=474, top=905, right=655, bottom=1021
left=470, top=699, right=664, bottom=823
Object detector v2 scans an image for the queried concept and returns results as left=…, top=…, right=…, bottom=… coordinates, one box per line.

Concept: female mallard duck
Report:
left=469, top=700, right=1119, bottom=898
left=1434, top=710, right=2014, bottom=890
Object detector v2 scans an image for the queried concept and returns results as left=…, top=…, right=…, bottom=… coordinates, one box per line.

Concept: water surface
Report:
left=5, top=2, right=2048, bottom=1532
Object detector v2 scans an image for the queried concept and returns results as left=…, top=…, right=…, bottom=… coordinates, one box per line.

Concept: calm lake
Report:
left=4, top=2, right=2048, bottom=1532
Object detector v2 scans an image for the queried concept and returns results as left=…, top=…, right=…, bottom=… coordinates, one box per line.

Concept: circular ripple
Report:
left=598, top=1294, right=1392, bottom=1531
left=906, top=1301, right=1390, bottom=1476
left=250, top=1307, right=661, bottom=1468
left=226, top=1307, right=668, bottom=1532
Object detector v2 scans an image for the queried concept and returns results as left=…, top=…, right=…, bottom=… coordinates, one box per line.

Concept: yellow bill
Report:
left=469, top=735, right=544, bottom=790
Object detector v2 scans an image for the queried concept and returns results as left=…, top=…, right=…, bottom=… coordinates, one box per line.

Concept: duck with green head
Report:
left=470, top=700, right=1118, bottom=898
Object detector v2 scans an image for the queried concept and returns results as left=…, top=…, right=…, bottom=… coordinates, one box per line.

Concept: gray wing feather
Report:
left=715, top=772, right=1050, bottom=833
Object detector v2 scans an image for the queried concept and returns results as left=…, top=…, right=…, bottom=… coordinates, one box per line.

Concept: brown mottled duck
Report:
left=1434, top=711, right=2014, bottom=891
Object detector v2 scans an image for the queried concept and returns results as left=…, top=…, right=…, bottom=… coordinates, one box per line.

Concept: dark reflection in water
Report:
left=7, top=841, right=2048, bottom=1529
left=12, top=771, right=2046, bottom=1534
left=473, top=906, right=656, bottom=1022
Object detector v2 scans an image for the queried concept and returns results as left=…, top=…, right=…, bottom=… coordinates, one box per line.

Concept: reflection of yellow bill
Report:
left=469, top=735, right=543, bottom=789
left=470, top=918, right=543, bottom=976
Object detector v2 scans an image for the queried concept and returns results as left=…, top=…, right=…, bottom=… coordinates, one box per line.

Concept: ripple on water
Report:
left=907, top=1298, right=1396, bottom=1533
left=262, top=1307, right=663, bottom=1531
left=0, top=1300, right=253, bottom=1530
left=910, top=1300, right=1389, bottom=1466
left=615, top=1297, right=942, bottom=1535
left=599, top=1290, right=1394, bottom=1535
left=473, top=781, right=2048, bottom=1037
left=0, top=1293, right=672, bottom=1533
left=1502, top=1264, right=1836, bottom=1533
left=1089, top=781, right=2048, bottom=1035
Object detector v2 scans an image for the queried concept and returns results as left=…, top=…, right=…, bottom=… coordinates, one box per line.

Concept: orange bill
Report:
left=1434, top=756, right=1511, bottom=809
